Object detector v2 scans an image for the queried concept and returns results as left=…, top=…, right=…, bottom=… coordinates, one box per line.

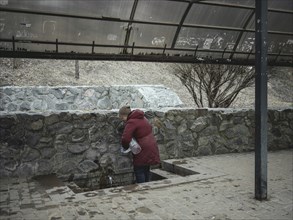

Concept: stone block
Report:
left=40, top=137, right=53, bottom=144
left=3, top=87, right=13, bottom=95
left=138, top=86, right=183, bottom=108
left=84, top=148, right=101, bottom=161
left=67, top=143, right=89, bottom=154
left=92, top=142, right=108, bottom=154
left=165, top=140, right=176, bottom=152
left=233, top=116, right=244, bottom=125
left=223, top=124, right=249, bottom=139
left=4, top=160, right=19, bottom=172
left=54, top=134, right=67, bottom=145
left=55, top=103, right=69, bottom=110
left=64, top=93, right=77, bottom=103
left=219, top=120, right=233, bottom=131
left=51, top=88, right=64, bottom=99
left=7, top=103, right=17, bottom=111
left=19, top=102, right=31, bottom=111
left=200, top=126, right=218, bottom=136
left=14, top=92, right=25, bottom=103
left=30, top=120, right=43, bottom=131
left=100, top=153, right=116, bottom=167
left=88, top=127, right=102, bottom=142
left=70, top=129, right=86, bottom=142
left=0, top=116, right=16, bottom=128
left=77, top=100, right=96, bottom=110
left=48, top=122, right=73, bottom=134
left=0, top=128, right=10, bottom=141
left=190, top=117, right=208, bottom=132
left=44, top=95, right=56, bottom=110
left=197, top=136, right=210, bottom=147
left=163, top=120, right=176, bottom=130
left=21, top=148, right=40, bottom=162
left=83, top=88, right=95, bottom=98
left=78, top=160, right=99, bottom=173
left=197, top=145, right=212, bottom=156
left=14, top=163, right=35, bottom=177
left=117, top=156, right=132, bottom=169
left=108, top=143, right=119, bottom=153
left=97, top=96, right=111, bottom=110
left=59, top=112, right=72, bottom=122
left=215, top=146, right=229, bottom=154
left=177, top=121, right=188, bottom=134
left=40, top=148, right=56, bottom=159
left=7, top=137, right=23, bottom=148
left=37, top=159, right=53, bottom=174
left=32, top=100, right=47, bottom=111
left=57, top=161, right=77, bottom=174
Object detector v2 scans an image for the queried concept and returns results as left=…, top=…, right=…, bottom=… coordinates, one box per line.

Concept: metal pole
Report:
left=12, top=36, right=15, bottom=52
left=255, top=0, right=268, bottom=201
left=56, top=39, right=58, bottom=53
left=92, top=41, right=95, bottom=54
left=75, top=60, right=79, bottom=80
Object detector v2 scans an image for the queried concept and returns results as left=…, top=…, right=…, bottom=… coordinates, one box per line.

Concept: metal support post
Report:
left=255, top=0, right=268, bottom=201
left=75, top=60, right=79, bottom=80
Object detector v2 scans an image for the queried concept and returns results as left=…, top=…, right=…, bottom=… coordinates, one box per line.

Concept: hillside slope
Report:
left=0, top=58, right=292, bottom=108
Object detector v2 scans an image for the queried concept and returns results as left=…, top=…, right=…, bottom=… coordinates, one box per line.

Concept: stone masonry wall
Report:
left=0, top=85, right=183, bottom=112
left=0, top=108, right=292, bottom=182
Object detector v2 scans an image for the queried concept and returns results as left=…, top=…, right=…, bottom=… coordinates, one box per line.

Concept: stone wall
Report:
left=0, top=85, right=183, bottom=112
left=0, top=108, right=292, bottom=182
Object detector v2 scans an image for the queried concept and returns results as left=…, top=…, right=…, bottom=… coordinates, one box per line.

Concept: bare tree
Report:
left=173, top=63, right=255, bottom=108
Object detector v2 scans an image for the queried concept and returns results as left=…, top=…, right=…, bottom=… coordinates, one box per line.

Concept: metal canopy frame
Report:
left=0, top=0, right=292, bottom=66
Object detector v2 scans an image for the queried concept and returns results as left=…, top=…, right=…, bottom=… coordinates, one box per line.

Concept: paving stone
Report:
left=0, top=150, right=292, bottom=220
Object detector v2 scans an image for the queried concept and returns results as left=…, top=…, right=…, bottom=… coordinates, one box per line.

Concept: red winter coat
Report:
left=121, top=110, right=160, bottom=166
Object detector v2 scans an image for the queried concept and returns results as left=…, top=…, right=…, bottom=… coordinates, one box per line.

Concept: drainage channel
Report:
left=32, top=160, right=202, bottom=198
left=33, top=159, right=226, bottom=204
left=66, top=169, right=135, bottom=193
left=64, top=160, right=200, bottom=194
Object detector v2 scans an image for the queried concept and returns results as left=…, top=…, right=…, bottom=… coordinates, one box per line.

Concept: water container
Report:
left=129, top=138, right=141, bottom=155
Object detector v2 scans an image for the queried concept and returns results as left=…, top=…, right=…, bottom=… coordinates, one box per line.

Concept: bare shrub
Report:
left=173, top=63, right=255, bottom=108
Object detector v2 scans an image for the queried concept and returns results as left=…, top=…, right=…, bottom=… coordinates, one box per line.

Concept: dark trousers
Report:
left=134, top=165, right=150, bottom=183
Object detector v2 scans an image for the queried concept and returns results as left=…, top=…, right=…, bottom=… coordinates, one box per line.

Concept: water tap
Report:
left=108, top=176, right=113, bottom=186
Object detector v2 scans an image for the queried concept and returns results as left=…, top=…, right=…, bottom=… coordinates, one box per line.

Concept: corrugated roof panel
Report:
left=236, top=32, right=255, bottom=53
left=175, top=27, right=238, bottom=50
left=203, top=0, right=254, bottom=7
left=236, top=32, right=293, bottom=63
left=267, top=34, right=293, bottom=54
left=247, top=12, right=293, bottom=33
left=134, top=0, right=187, bottom=23
left=268, top=12, right=293, bottom=33
left=0, top=12, right=127, bottom=45
left=131, top=24, right=177, bottom=48
left=268, top=0, right=293, bottom=10
left=185, top=4, right=252, bottom=28
left=3, top=0, right=133, bottom=19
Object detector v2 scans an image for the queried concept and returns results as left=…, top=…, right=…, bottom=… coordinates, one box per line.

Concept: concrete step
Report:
left=151, top=168, right=180, bottom=180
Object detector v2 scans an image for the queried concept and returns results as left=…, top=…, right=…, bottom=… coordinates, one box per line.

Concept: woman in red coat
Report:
left=119, top=106, right=160, bottom=183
